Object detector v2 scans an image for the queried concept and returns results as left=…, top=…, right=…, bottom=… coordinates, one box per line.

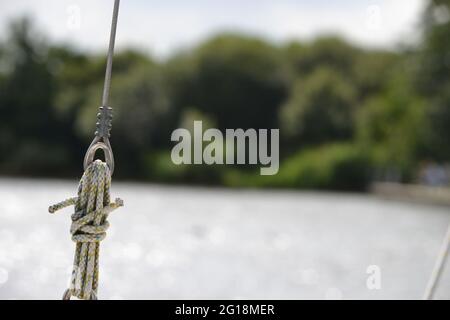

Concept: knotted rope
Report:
left=49, top=160, right=123, bottom=300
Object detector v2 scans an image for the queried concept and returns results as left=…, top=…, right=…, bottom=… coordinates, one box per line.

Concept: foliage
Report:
left=224, top=143, right=371, bottom=191
left=280, top=67, right=357, bottom=145
left=165, top=34, right=287, bottom=130
left=0, top=1, right=448, bottom=190
left=415, top=0, right=450, bottom=160
left=356, top=71, right=427, bottom=180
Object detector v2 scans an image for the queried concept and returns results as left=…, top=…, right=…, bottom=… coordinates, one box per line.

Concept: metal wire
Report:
left=84, top=0, right=120, bottom=175
left=423, top=222, right=450, bottom=299
left=102, top=0, right=120, bottom=107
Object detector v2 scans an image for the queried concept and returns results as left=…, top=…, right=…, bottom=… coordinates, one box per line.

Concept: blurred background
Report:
left=0, top=0, right=449, bottom=299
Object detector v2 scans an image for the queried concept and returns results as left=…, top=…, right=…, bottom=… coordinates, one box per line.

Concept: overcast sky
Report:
left=0, top=0, right=426, bottom=58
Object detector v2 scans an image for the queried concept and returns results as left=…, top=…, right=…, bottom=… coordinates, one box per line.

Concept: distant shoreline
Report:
left=371, top=182, right=450, bottom=207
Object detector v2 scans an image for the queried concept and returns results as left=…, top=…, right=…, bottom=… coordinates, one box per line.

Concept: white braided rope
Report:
left=49, top=160, right=123, bottom=300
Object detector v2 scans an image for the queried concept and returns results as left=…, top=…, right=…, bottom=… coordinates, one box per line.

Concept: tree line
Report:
left=0, top=0, right=448, bottom=191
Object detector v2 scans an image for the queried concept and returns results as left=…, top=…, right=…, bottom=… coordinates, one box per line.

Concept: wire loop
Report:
left=83, top=0, right=120, bottom=176
left=83, top=139, right=114, bottom=175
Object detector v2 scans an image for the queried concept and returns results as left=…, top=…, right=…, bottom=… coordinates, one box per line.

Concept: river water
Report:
left=0, top=178, right=448, bottom=300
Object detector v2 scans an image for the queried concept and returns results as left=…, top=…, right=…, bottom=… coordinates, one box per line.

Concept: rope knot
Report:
left=49, top=197, right=123, bottom=244
left=69, top=198, right=123, bottom=243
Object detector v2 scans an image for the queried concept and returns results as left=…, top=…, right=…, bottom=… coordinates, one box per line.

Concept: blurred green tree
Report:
left=280, top=67, right=357, bottom=146
left=416, top=0, right=450, bottom=160
left=284, top=37, right=359, bottom=79
left=0, top=18, right=69, bottom=174
left=356, top=71, right=427, bottom=180
left=165, top=34, right=286, bottom=130
left=351, top=50, right=399, bottom=99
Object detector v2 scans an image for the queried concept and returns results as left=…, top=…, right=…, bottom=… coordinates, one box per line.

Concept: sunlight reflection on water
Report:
left=0, top=178, right=449, bottom=300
